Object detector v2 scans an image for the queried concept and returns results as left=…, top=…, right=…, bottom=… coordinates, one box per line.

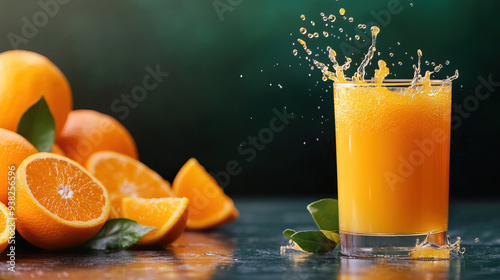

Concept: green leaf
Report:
left=283, top=230, right=337, bottom=253
left=307, top=198, right=339, bottom=238
left=283, top=229, right=296, bottom=239
left=16, top=96, right=55, bottom=152
left=79, top=218, right=156, bottom=250
left=321, top=230, right=340, bottom=244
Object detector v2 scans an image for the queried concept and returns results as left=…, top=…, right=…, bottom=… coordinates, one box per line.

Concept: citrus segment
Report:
left=0, top=128, right=38, bottom=205
left=0, top=50, right=72, bottom=138
left=56, top=110, right=138, bottom=165
left=172, top=158, right=238, bottom=230
left=0, top=202, right=12, bottom=252
left=121, top=197, right=188, bottom=246
left=15, top=153, right=110, bottom=250
left=85, top=151, right=174, bottom=218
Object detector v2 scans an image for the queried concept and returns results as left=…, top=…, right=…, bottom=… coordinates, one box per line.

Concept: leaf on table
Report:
left=16, top=95, right=55, bottom=152
left=282, top=229, right=337, bottom=253
left=307, top=198, right=339, bottom=242
left=79, top=218, right=156, bottom=250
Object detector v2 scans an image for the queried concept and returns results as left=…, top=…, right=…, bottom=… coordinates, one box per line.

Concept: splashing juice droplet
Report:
left=320, top=12, right=325, bottom=17
left=410, top=3, right=414, bottom=7
left=308, top=33, right=314, bottom=38
left=411, top=49, right=423, bottom=87
left=355, top=35, right=360, bottom=40
left=445, top=60, right=450, bottom=65
left=323, top=31, right=329, bottom=37
left=313, top=32, right=319, bottom=38
left=339, top=8, right=345, bottom=15
left=339, top=28, right=343, bottom=32
left=389, top=52, right=394, bottom=57
left=329, top=14, right=336, bottom=22
left=342, top=57, right=352, bottom=71
left=306, top=49, right=312, bottom=55
left=398, top=61, right=403, bottom=66
left=444, top=69, right=459, bottom=85
left=348, top=17, right=354, bottom=23
left=322, top=16, right=328, bottom=22
left=300, top=27, right=307, bottom=34
left=300, top=14, right=306, bottom=20
left=475, top=238, right=479, bottom=243
left=293, top=49, right=298, bottom=56
left=374, top=60, right=390, bottom=83
left=354, top=26, right=380, bottom=82
left=310, top=21, right=315, bottom=26
left=410, top=235, right=463, bottom=259
left=358, top=24, right=363, bottom=29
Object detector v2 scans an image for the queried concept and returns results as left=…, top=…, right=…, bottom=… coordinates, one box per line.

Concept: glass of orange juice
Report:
left=334, top=79, right=451, bottom=257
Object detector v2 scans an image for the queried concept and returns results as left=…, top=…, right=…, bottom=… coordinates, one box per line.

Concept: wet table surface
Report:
left=1, top=198, right=500, bottom=280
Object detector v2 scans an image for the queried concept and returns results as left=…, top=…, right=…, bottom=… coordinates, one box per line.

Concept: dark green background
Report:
left=1, top=0, right=499, bottom=198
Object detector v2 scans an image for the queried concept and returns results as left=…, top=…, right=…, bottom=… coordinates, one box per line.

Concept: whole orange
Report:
left=0, top=128, right=38, bottom=205
left=56, top=110, right=138, bottom=165
left=0, top=50, right=72, bottom=138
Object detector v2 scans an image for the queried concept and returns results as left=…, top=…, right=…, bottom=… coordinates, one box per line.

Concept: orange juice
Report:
left=334, top=81, right=451, bottom=235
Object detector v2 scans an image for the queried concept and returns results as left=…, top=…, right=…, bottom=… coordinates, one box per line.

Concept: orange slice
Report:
left=15, top=153, right=110, bottom=250
left=172, top=158, right=239, bottom=230
left=0, top=202, right=12, bottom=252
left=121, top=197, right=188, bottom=246
left=85, top=151, right=175, bottom=218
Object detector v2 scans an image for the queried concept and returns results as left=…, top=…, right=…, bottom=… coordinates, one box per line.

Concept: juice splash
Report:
left=295, top=11, right=459, bottom=87
left=410, top=235, right=464, bottom=259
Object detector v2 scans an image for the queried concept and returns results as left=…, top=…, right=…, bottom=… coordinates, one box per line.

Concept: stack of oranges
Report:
left=0, top=50, right=238, bottom=251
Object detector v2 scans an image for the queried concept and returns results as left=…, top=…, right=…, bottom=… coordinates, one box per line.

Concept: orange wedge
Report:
left=15, top=153, right=110, bottom=250
left=121, top=197, right=188, bottom=246
left=85, top=151, right=175, bottom=218
left=172, top=158, right=239, bottom=230
left=0, top=202, right=12, bottom=252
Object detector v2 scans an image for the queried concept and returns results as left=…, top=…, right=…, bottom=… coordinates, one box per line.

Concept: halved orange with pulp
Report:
left=121, top=197, right=189, bottom=246
left=85, top=151, right=175, bottom=218
left=0, top=202, right=13, bottom=252
left=15, top=153, right=110, bottom=250
left=172, top=158, right=239, bottom=230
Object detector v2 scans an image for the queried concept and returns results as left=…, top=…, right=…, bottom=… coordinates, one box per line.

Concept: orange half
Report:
left=85, top=151, right=175, bottom=218
left=15, top=153, right=110, bottom=250
left=172, top=158, right=239, bottom=230
left=121, top=197, right=188, bottom=246
left=0, top=202, right=12, bottom=252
